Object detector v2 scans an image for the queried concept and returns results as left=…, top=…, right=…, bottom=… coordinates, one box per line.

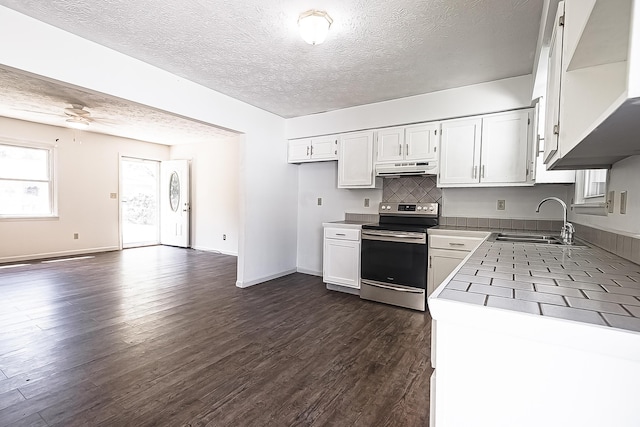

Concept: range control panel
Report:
left=379, top=202, right=439, bottom=216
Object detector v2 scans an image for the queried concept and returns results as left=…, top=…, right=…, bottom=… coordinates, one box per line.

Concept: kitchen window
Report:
left=0, top=141, right=57, bottom=218
left=572, top=168, right=609, bottom=215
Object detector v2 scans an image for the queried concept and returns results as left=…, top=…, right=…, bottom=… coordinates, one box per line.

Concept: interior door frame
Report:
left=118, top=154, right=163, bottom=250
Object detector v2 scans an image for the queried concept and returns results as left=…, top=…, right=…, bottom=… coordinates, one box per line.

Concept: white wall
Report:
left=286, top=75, right=534, bottom=139
left=170, top=139, right=240, bottom=256
left=296, top=161, right=381, bottom=275
left=0, top=117, right=170, bottom=262
left=443, top=185, right=572, bottom=219
left=569, top=156, right=640, bottom=235
left=0, top=6, right=298, bottom=287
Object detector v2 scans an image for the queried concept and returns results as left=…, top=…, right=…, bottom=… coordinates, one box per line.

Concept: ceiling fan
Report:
left=64, top=104, right=93, bottom=128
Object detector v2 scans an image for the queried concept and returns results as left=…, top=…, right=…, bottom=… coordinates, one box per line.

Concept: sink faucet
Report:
left=535, top=197, right=575, bottom=245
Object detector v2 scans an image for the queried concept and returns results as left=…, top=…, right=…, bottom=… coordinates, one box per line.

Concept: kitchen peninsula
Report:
left=429, top=237, right=640, bottom=427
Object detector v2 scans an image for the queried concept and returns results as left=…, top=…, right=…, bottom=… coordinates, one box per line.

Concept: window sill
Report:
left=571, top=202, right=607, bottom=216
left=0, top=215, right=60, bottom=221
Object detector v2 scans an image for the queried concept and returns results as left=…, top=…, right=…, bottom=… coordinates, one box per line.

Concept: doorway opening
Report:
left=121, top=157, right=160, bottom=248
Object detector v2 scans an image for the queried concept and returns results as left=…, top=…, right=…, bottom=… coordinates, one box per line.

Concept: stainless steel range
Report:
left=360, top=202, right=439, bottom=311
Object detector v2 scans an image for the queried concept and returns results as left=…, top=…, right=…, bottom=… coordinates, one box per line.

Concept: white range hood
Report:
left=375, top=161, right=438, bottom=177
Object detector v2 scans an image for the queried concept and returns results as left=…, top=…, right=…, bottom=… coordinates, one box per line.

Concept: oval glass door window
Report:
left=169, top=171, right=180, bottom=212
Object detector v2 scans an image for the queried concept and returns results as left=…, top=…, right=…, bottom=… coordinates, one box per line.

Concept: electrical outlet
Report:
left=364, top=198, right=370, bottom=207
left=317, top=197, right=322, bottom=206
left=497, top=200, right=506, bottom=210
left=73, top=233, right=79, bottom=240
left=223, top=234, right=226, bottom=240
left=620, top=191, right=627, bottom=214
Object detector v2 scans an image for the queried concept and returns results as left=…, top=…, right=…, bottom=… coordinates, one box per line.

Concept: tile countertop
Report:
left=430, top=231, right=640, bottom=334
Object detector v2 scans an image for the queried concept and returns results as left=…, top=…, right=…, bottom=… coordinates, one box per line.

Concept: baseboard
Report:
left=236, top=268, right=297, bottom=288
left=296, top=267, right=322, bottom=277
left=326, top=283, right=360, bottom=296
left=192, top=245, right=238, bottom=257
left=0, top=246, right=120, bottom=264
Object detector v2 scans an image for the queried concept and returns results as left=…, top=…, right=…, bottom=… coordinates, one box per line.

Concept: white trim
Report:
left=296, top=267, right=322, bottom=276
left=0, top=139, right=58, bottom=217
left=0, top=215, right=59, bottom=221
left=235, top=269, right=296, bottom=288
left=192, top=245, right=238, bottom=257
left=326, top=283, right=360, bottom=295
left=0, top=246, right=119, bottom=264
left=572, top=202, right=608, bottom=216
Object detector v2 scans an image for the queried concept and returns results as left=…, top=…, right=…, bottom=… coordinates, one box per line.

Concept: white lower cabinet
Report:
left=427, top=232, right=487, bottom=298
left=323, top=227, right=361, bottom=289
left=428, top=249, right=468, bottom=297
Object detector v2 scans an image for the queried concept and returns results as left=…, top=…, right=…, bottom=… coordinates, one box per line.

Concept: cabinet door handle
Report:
left=399, top=143, right=402, bottom=156
left=311, top=145, right=314, bottom=156
left=405, top=143, right=409, bottom=156
left=553, top=124, right=560, bottom=135
left=307, top=146, right=310, bottom=156
left=336, top=233, right=346, bottom=236
left=449, top=242, right=465, bottom=247
left=429, top=255, right=432, bottom=268
left=473, top=166, right=478, bottom=179
left=481, top=165, right=485, bottom=178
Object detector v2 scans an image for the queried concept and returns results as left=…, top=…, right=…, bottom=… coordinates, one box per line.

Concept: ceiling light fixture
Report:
left=298, top=10, right=333, bottom=45
left=65, top=116, right=90, bottom=129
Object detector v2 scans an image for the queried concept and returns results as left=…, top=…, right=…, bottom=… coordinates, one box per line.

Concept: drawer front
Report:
left=430, top=235, right=483, bottom=251
left=324, top=227, right=360, bottom=241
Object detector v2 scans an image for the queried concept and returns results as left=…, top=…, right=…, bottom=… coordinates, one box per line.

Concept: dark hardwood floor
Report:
left=0, top=246, right=432, bottom=426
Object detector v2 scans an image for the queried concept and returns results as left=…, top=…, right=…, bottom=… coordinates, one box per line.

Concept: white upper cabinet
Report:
left=481, top=111, right=530, bottom=184
left=544, top=1, right=565, bottom=164
left=338, top=131, right=380, bottom=188
left=439, top=110, right=533, bottom=187
left=544, top=0, right=640, bottom=169
left=376, top=123, right=439, bottom=163
left=405, top=123, right=439, bottom=161
left=376, top=127, right=405, bottom=162
left=439, top=118, right=482, bottom=185
left=287, top=136, right=338, bottom=163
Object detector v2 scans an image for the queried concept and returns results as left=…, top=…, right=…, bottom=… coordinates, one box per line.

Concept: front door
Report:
left=160, top=159, right=190, bottom=248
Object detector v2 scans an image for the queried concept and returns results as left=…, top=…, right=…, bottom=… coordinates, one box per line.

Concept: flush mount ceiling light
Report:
left=298, top=9, right=333, bottom=45
left=65, top=116, right=90, bottom=129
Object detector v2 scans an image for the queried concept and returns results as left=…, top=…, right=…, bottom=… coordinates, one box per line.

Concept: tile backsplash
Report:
left=382, top=175, right=441, bottom=204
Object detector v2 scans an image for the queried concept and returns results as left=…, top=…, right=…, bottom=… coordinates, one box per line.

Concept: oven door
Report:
left=360, top=230, right=427, bottom=289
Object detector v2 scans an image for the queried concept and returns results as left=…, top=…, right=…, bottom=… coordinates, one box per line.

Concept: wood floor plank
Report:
left=0, top=246, right=432, bottom=426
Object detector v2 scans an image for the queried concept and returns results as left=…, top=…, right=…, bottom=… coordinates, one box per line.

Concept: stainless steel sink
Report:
left=492, top=233, right=585, bottom=246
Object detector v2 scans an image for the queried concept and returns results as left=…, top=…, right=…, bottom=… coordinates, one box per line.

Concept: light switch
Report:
left=110, top=193, right=117, bottom=199
left=317, top=197, right=322, bottom=206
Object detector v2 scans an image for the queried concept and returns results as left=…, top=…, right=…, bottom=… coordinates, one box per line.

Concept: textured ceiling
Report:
left=0, top=0, right=544, bottom=119
left=0, top=67, right=238, bottom=145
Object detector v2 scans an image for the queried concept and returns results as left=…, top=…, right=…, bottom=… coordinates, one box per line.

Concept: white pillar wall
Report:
left=0, top=6, right=298, bottom=287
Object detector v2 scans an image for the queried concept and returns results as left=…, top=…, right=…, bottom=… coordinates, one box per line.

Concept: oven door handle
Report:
left=362, top=280, right=424, bottom=294
left=362, top=231, right=426, bottom=244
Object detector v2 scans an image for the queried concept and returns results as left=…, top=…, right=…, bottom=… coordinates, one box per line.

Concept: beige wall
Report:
left=170, top=138, right=240, bottom=256
left=0, top=117, right=170, bottom=262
